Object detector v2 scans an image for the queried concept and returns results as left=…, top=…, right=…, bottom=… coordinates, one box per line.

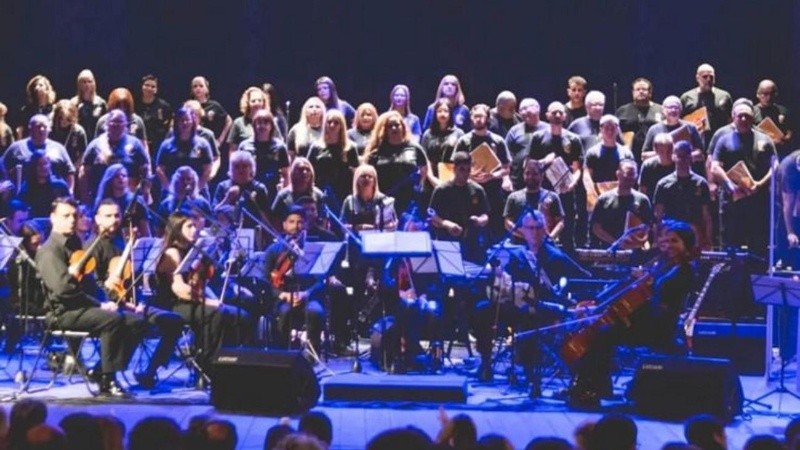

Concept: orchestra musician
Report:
left=154, top=211, right=249, bottom=372
left=565, top=220, right=696, bottom=407
left=36, top=197, right=145, bottom=397
left=472, top=209, right=590, bottom=394
left=91, top=199, right=183, bottom=389
left=264, top=206, right=326, bottom=353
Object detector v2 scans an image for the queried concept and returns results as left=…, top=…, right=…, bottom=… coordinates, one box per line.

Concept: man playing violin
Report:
left=265, top=205, right=326, bottom=354
left=565, top=220, right=696, bottom=407
left=36, top=197, right=144, bottom=397
left=92, top=199, right=183, bottom=389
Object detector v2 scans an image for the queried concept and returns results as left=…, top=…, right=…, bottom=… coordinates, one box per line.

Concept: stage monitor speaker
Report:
left=211, top=348, right=320, bottom=415
left=627, top=355, right=743, bottom=423
left=690, top=320, right=766, bottom=375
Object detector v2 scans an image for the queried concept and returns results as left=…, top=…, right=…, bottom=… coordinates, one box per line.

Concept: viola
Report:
left=270, top=250, right=295, bottom=291
left=106, top=231, right=135, bottom=302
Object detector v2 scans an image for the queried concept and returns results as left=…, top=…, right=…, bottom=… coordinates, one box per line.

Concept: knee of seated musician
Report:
left=305, top=300, right=324, bottom=320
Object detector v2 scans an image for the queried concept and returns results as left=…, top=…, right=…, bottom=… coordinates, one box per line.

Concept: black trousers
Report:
left=137, top=305, right=184, bottom=374
left=275, top=299, right=325, bottom=350
left=172, top=302, right=249, bottom=366
left=51, top=306, right=144, bottom=373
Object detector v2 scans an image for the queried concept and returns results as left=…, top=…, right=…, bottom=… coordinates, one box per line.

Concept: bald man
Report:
left=680, top=63, right=733, bottom=147
left=754, top=79, right=793, bottom=158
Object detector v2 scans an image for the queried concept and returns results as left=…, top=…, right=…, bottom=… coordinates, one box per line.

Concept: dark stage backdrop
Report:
left=0, top=0, right=798, bottom=127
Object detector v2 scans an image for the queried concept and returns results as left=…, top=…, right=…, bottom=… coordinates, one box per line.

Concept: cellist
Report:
left=565, top=220, right=696, bottom=407
left=92, top=198, right=183, bottom=389
left=264, top=205, right=326, bottom=353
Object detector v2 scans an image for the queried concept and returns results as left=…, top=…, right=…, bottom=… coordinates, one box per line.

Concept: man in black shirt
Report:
left=754, top=79, right=793, bottom=158
left=488, top=91, right=520, bottom=138
left=92, top=199, right=183, bottom=389
left=615, top=78, right=663, bottom=163
left=590, top=159, right=653, bottom=249
left=506, top=98, right=548, bottom=190
left=568, top=91, right=606, bottom=151
left=429, top=152, right=490, bottom=262
left=36, top=197, right=144, bottom=397
left=680, top=63, right=733, bottom=148
left=137, top=75, right=173, bottom=156
left=504, top=158, right=564, bottom=244
left=584, top=115, right=635, bottom=184
left=565, top=76, right=588, bottom=126
left=638, top=133, right=675, bottom=200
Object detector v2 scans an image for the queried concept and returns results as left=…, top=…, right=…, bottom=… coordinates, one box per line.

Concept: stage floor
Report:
left=0, top=341, right=796, bottom=450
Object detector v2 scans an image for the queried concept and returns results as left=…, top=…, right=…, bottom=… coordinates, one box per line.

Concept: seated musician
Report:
left=91, top=199, right=183, bottom=389
left=429, top=151, right=490, bottom=262
left=154, top=211, right=249, bottom=372
left=565, top=220, right=696, bottom=407
left=590, top=159, right=654, bottom=250
left=264, top=206, right=326, bottom=353
left=473, top=209, right=590, bottom=394
left=36, top=197, right=145, bottom=397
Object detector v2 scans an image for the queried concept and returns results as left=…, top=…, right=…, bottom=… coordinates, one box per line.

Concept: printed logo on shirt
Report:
left=93, top=106, right=102, bottom=118
left=655, top=113, right=662, bottom=122
left=125, top=143, right=134, bottom=155
left=718, top=99, right=726, bottom=107
left=130, top=124, right=138, bottom=135
left=757, top=140, right=767, bottom=152
left=779, top=115, right=786, bottom=124
left=207, top=110, right=216, bottom=121
left=158, top=109, right=164, bottom=121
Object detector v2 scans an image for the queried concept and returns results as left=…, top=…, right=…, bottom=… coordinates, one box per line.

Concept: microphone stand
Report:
left=217, top=197, right=247, bottom=346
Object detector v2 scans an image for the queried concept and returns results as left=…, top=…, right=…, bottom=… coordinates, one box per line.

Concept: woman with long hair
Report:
left=17, top=75, right=56, bottom=138
left=190, top=76, right=232, bottom=150
left=307, top=110, right=359, bottom=211
left=421, top=74, right=470, bottom=132
left=93, top=163, right=152, bottom=236
left=388, top=84, right=421, bottom=142
left=261, top=82, right=288, bottom=138
left=155, top=106, right=214, bottom=193
left=348, top=103, right=378, bottom=158
left=70, top=69, right=107, bottom=141
left=365, top=111, right=429, bottom=216
left=271, top=157, right=327, bottom=227
left=227, top=86, right=269, bottom=153
left=421, top=98, right=464, bottom=182
left=314, top=76, right=355, bottom=126
left=16, top=151, right=70, bottom=218
left=286, top=97, right=325, bottom=159
left=340, top=164, right=397, bottom=232
left=156, top=165, right=212, bottom=235
left=237, top=109, right=290, bottom=198
left=50, top=99, right=88, bottom=167
left=155, top=211, right=249, bottom=370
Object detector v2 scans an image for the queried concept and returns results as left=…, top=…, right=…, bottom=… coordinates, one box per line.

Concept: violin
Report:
left=106, top=231, right=135, bottom=302
left=68, top=230, right=109, bottom=281
left=270, top=236, right=301, bottom=291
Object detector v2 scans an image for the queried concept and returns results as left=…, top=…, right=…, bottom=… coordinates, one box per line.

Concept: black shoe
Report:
left=86, top=368, right=102, bottom=384
left=99, top=376, right=133, bottom=398
left=529, top=382, right=542, bottom=399
left=134, top=372, right=157, bottom=390
left=567, top=388, right=600, bottom=409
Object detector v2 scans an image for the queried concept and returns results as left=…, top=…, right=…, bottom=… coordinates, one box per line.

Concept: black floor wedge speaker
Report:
left=626, top=355, right=743, bottom=423
left=210, top=348, right=320, bottom=415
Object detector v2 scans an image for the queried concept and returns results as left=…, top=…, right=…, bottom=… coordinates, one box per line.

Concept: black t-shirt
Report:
left=421, top=127, right=464, bottom=174
left=213, top=179, right=271, bottom=229
left=366, top=141, right=427, bottom=214
left=74, top=96, right=107, bottom=141
left=81, top=134, right=150, bottom=199
left=567, top=116, right=601, bottom=150
left=137, top=97, right=172, bottom=151
left=638, top=157, right=675, bottom=199
left=712, top=129, right=776, bottom=181
left=271, top=186, right=328, bottom=224
left=340, top=193, right=393, bottom=229
left=488, top=111, right=520, bottom=138
left=238, top=137, right=290, bottom=194
left=590, top=189, right=653, bottom=247
left=641, top=121, right=704, bottom=156
left=527, top=129, right=584, bottom=190
left=584, top=144, right=635, bottom=183
left=454, top=131, right=511, bottom=166
left=503, top=188, right=564, bottom=224
left=155, top=135, right=214, bottom=181
left=428, top=181, right=490, bottom=241
left=506, top=122, right=549, bottom=189
left=17, top=179, right=71, bottom=218
left=200, top=100, right=229, bottom=140
left=680, top=87, right=733, bottom=138
left=653, top=172, right=710, bottom=225
left=615, top=102, right=663, bottom=162
left=307, top=143, right=359, bottom=210
left=49, top=124, right=88, bottom=165
left=347, top=128, right=372, bottom=157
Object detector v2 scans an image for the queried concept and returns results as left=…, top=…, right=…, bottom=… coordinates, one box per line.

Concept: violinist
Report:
left=36, top=197, right=144, bottom=397
left=154, top=211, right=249, bottom=372
left=264, top=206, right=325, bottom=353
left=565, top=220, right=696, bottom=407
left=91, top=199, right=183, bottom=389
left=472, top=209, right=590, bottom=393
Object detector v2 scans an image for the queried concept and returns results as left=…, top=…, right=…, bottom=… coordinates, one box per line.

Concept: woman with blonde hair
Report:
left=238, top=109, right=290, bottom=201
left=156, top=165, right=212, bottom=234
left=50, top=99, right=88, bottom=166
left=70, top=69, right=107, bottom=141
left=227, top=86, right=272, bottom=153
left=421, top=74, right=470, bottom=132
left=18, top=74, right=56, bottom=138
left=365, top=111, right=429, bottom=215
left=340, top=164, right=397, bottom=232
left=388, top=84, right=421, bottom=142
left=286, top=97, right=324, bottom=158
left=348, top=102, right=378, bottom=158
left=307, top=110, right=358, bottom=210
left=271, top=157, right=327, bottom=225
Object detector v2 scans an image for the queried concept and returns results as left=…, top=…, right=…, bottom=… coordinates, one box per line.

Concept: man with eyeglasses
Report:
left=710, top=102, right=776, bottom=256
left=680, top=63, right=733, bottom=147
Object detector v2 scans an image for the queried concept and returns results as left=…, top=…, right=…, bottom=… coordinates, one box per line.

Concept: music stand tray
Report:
left=408, top=240, right=466, bottom=278
left=132, top=237, right=163, bottom=275
left=175, top=237, right=217, bottom=275
left=295, top=242, right=344, bottom=277
left=240, top=251, right=267, bottom=280
left=0, top=236, right=22, bottom=270
left=360, top=231, right=432, bottom=257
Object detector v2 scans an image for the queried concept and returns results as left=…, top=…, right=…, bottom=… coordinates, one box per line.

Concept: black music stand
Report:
left=361, top=231, right=432, bottom=372
left=747, top=275, right=800, bottom=411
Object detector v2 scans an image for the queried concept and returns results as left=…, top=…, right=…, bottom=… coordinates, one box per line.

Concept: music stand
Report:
left=240, top=251, right=267, bottom=279
left=360, top=231, right=432, bottom=257
left=748, top=275, right=800, bottom=410
left=407, top=240, right=466, bottom=278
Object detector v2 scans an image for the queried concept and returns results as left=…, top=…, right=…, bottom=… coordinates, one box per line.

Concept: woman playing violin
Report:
left=92, top=199, right=183, bottom=389
left=155, top=211, right=249, bottom=371
left=566, top=219, right=696, bottom=407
